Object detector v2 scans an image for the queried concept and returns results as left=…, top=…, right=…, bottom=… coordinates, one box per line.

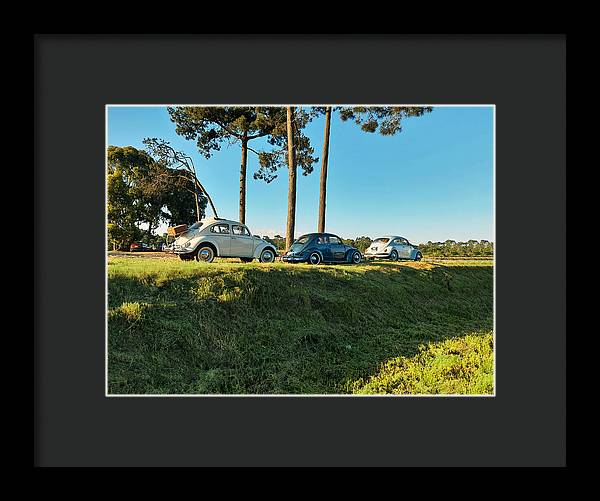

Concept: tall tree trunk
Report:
left=285, top=106, right=297, bottom=252
left=194, top=187, right=201, bottom=222
left=318, top=106, right=332, bottom=233
left=239, top=131, right=248, bottom=224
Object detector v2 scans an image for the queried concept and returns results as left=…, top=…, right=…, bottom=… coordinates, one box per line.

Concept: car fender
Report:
left=345, top=247, right=359, bottom=262
left=304, top=246, right=323, bottom=261
left=252, top=241, right=278, bottom=259
left=189, top=236, right=221, bottom=256
left=408, top=248, right=419, bottom=259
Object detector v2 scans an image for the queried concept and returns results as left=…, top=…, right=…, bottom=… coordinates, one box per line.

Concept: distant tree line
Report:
left=261, top=235, right=287, bottom=251
left=416, top=240, right=493, bottom=257
left=260, top=235, right=493, bottom=257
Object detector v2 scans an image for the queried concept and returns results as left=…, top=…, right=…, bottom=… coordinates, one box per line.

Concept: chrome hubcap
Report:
left=198, top=249, right=212, bottom=261
left=262, top=250, right=274, bottom=262
left=310, top=254, right=320, bottom=264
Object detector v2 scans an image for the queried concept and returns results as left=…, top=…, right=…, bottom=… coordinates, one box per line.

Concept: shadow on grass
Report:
left=108, top=262, right=493, bottom=394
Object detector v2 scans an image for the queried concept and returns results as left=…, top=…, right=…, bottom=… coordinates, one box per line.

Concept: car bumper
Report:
left=281, top=254, right=308, bottom=263
left=172, top=244, right=194, bottom=255
left=364, top=252, right=392, bottom=259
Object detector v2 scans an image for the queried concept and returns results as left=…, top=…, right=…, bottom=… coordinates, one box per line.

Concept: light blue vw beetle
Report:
left=363, top=235, right=423, bottom=261
left=171, top=217, right=278, bottom=263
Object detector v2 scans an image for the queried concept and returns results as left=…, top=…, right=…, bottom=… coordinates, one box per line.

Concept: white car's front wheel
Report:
left=259, top=248, right=276, bottom=263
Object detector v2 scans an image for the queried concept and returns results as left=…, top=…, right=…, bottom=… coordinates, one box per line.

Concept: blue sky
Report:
left=107, top=105, right=493, bottom=243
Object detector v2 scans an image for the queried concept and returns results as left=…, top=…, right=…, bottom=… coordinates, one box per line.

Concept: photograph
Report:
left=106, top=104, right=495, bottom=396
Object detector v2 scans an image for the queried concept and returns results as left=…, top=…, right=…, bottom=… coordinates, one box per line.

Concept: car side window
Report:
left=210, top=224, right=230, bottom=234
left=232, top=225, right=250, bottom=236
left=401, top=238, right=409, bottom=245
left=393, top=238, right=402, bottom=244
left=329, top=236, right=341, bottom=244
left=316, top=236, right=328, bottom=245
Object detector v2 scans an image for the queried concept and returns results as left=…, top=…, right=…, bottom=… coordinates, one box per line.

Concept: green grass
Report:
left=107, top=257, right=493, bottom=395
left=350, top=332, right=493, bottom=394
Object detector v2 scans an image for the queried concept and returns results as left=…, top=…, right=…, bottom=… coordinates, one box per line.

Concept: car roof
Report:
left=299, top=232, right=341, bottom=239
left=199, top=217, right=246, bottom=227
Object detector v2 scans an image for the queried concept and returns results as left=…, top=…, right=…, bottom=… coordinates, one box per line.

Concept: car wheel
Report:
left=390, top=250, right=398, bottom=261
left=415, top=251, right=423, bottom=261
left=308, top=252, right=321, bottom=265
left=351, top=251, right=362, bottom=264
left=259, top=248, right=275, bottom=263
left=196, top=246, right=215, bottom=263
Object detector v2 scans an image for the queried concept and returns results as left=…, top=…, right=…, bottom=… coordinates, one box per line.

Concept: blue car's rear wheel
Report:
left=351, top=251, right=362, bottom=264
left=308, top=252, right=321, bottom=265
left=414, top=251, right=422, bottom=261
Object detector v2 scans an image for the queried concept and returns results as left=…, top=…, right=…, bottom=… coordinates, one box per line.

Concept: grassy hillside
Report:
left=107, top=257, right=493, bottom=395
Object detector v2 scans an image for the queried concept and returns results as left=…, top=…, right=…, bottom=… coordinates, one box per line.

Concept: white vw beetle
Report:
left=364, top=235, right=423, bottom=261
left=171, top=217, right=278, bottom=263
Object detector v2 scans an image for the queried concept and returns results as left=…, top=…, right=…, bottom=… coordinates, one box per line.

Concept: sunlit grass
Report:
left=349, top=332, right=493, bottom=395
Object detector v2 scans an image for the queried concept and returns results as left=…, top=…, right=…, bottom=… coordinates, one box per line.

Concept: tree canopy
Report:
left=107, top=145, right=204, bottom=250
left=338, top=106, right=433, bottom=134
left=168, top=106, right=287, bottom=155
left=168, top=105, right=318, bottom=184
left=167, top=106, right=317, bottom=223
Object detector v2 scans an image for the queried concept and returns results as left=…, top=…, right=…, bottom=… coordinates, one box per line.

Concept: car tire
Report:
left=415, top=251, right=423, bottom=261
left=308, top=252, right=321, bottom=265
left=390, top=250, right=399, bottom=261
left=196, top=246, right=215, bottom=263
left=259, top=248, right=276, bottom=263
left=351, top=251, right=362, bottom=264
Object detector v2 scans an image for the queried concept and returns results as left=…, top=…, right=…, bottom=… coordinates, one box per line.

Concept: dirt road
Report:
left=108, top=251, right=178, bottom=260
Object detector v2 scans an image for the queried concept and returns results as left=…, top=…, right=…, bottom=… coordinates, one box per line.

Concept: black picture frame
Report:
left=35, top=34, right=566, bottom=467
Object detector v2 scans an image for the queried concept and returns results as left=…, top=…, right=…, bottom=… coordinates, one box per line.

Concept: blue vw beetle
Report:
left=282, top=233, right=362, bottom=265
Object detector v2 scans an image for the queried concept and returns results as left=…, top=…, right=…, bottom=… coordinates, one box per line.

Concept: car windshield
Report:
left=289, top=235, right=311, bottom=252
left=373, top=238, right=390, bottom=244
left=188, top=221, right=203, bottom=231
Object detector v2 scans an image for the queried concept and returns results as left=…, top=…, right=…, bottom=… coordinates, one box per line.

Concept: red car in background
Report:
left=129, top=242, right=151, bottom=252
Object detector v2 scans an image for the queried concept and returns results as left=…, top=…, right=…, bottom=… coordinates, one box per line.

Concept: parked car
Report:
left=171, top=217, right=278, bottom=263
left=129, top=242, right=151, bottom=252
left=363, top=235, right=422, bottom=261
left=282, top=233, right=362, bottom=265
